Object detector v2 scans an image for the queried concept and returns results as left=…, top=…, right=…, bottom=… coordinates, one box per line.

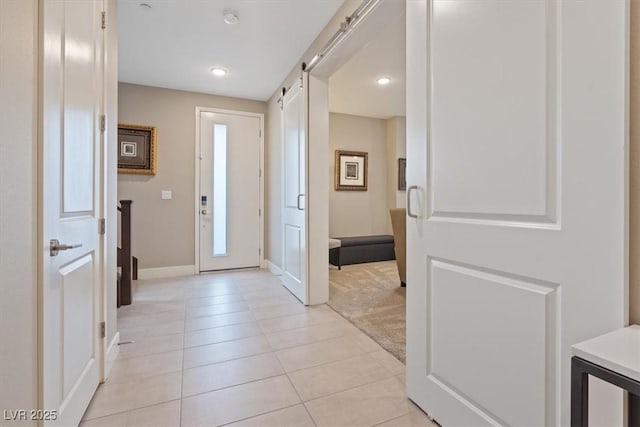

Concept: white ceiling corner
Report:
left=328, top=13, right=406, bottom=119
left=118, top=0, right=345, bottom=101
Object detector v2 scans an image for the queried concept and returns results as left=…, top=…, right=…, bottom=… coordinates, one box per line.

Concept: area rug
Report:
left=327, top=260, right=406, bottom=363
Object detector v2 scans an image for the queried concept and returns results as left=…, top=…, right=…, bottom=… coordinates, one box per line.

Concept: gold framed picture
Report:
left=335, top=150, right=368, bottom=191
left=117, top=124, right=157, bottom=175
left=398, top=158, right=407, bottom=191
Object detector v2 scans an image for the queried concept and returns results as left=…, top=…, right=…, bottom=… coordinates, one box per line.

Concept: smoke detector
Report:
left=223, top=10, right=239, bottom=25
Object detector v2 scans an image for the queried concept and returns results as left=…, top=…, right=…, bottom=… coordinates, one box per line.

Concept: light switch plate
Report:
left=161, top=190, right=172, bottom=200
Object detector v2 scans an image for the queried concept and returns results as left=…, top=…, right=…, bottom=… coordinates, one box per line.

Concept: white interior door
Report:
left=281, top=76, right=308, bottom=304
left=199, top=111, right=261, bottom=271
left=41, top=1, right=105, bottom=425
left=406, top=1, right=627, bottom=426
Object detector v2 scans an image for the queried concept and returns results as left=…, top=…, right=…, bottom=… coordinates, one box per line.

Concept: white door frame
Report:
left=194, top=107, right=265, bottom=273
left=102, top=0, right=119, bottom=379
left=304, top=0, right=405, bottom=303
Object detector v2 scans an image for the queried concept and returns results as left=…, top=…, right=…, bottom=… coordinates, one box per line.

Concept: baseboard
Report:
left=138, top=265, right=196, bottom=280
left=265, top=259, right=282, bottom=276
left=104, top=332, right=119, bottom=380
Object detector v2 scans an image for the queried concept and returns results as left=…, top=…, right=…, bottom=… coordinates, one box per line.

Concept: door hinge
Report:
left=99, top=218, right=106, bottom=235
left=259, top=248, right=261, bottom=256
left=100, top=114, right=106, bottom=132
left=259, top=168, right=262, bottom=178
left=101, top=11, right=106, bottom=29
left=259, top=209, right=262, bottom=216
left=100, top=321, right=106, bottom=338
left=259, top=129, right=262, bottom=138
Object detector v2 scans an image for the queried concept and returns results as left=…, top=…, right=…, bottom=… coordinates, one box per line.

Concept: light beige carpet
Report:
left=328, top=260, right=406, bottom=363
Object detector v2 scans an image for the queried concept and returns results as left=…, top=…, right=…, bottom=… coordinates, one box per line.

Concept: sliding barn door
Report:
left=406, top=1, right=627, bottom=425
left=281, top=76, right=308, bottom=304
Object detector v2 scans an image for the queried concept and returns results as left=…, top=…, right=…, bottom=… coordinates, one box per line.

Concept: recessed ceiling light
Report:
left=377, top=77, right=391, bottom=86
left=210, top=67, right=228, bottom=77
left=139, top=3, right=152, bottom=10
left=223, top=10, right=239, bottom=25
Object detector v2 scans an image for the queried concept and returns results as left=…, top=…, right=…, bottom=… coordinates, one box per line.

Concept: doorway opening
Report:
left=307, top=4, right=407, bottom=361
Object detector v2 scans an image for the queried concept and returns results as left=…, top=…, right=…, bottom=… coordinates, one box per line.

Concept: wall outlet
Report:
left=161, top=190, right=172, bottom=200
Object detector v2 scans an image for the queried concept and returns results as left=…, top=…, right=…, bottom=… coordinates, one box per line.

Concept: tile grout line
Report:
left=112, top=272, right=410, bottom=426
left=82, top=399, right=183, bottom=424
left=183, top=324, right=358, bottom=353
left=179, top=295, right=187, bottom=427
left=278, top=352, right=319, bottom=427
left=215, top=402, right=304, bottom=426
left=296, top=368, right=401, bottom=406
left=266, top=330, right=374, bottom=353
left=285, top=377, right=319, bottom=427
left=183, top=346, right=273, bottom=370
left=180, top=371, right=287, bottom=400
left=300, top=375, right=412, bottom=426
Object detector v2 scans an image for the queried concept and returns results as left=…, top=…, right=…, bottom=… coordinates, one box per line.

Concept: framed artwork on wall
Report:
left=117, top=124, right=157, bottom=175
left=335, top=150, right=368, bottom=191
left=398, top=158, right=407, bottom=191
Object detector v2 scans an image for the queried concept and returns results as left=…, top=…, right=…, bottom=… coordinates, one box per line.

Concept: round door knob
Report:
left=201, top=209, right=207, bottom=215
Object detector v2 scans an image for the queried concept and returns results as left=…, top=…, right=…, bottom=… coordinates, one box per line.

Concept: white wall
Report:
left=264, top=0, right=362, bottom=269
left=117, top=83, right=267, bottom=270
left=329, top=113, right=389, bottom=237
left=0, top=0, right=38, bottom=422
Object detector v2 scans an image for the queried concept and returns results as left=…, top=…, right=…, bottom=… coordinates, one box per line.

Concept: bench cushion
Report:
left=329, top=235, right=396, bottom=267
left=336, top=235, right=394, bottom=247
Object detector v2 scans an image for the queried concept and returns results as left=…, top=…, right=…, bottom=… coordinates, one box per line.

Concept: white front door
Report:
left=406, top=1, right=627, bottom=426
left=281, top=76, right=308, bottom=304
left=41, top=1, right=105, bottom=425
left=198, top=110, right=262, bottom=272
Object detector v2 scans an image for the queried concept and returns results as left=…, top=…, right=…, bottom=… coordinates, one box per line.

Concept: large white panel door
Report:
left=198, top=111, right=261, bottom=271
left=281, top=76, right=308, bottom=304
left=406, top=1, right=627, bottom=426
left=41, top=1, right=105, bottom=425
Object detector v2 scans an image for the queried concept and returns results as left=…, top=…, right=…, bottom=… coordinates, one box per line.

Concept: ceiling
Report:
left=118, top=0, right=345, bottom=101
left=328, top=14, right=405, bottom=119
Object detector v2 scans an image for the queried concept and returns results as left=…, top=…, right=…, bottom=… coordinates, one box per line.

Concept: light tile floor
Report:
left=81, top=269, right=436, bottom=427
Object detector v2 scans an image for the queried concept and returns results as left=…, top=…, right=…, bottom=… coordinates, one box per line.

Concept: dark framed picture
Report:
left=118, top=124, right=157, bottom=175
left=335, top=150, right=368, bottom=191
left=398, top=158, right=407, bottom=191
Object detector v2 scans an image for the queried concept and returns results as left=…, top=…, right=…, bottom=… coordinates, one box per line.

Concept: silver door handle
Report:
left=407, top=185, right=419, bottom=219
left=201, top=209, right=208, bottom=215
left=50, top=239, right=82, bottom=257
left=297, top=194, right=304, bottom=211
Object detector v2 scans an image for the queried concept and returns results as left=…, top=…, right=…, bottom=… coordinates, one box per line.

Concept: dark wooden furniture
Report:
left=117, top=200, right=135, bottom=306
left=329, top=235, right=395, bottom=268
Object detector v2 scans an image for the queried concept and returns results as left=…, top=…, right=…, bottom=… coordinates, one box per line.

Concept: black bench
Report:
left=329, top=235, right=395, bottom=269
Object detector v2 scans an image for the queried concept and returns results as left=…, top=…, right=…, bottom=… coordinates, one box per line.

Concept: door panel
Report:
left=41, top=1, right=104, bottom=426
left=61, top=255, right=95, bottom=396
left=430, top=0, right=556, bottom=221
left=281, top=77, right=308, bottom=303
left=199, top=111, right=261, bottom=271
left=428, top=259, right=556, bottom=426
left=406, top=1, right=627, bottom=426
left=62, top=0, right=98, bottom=213
left=284, top=224, right=303, bottom=281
